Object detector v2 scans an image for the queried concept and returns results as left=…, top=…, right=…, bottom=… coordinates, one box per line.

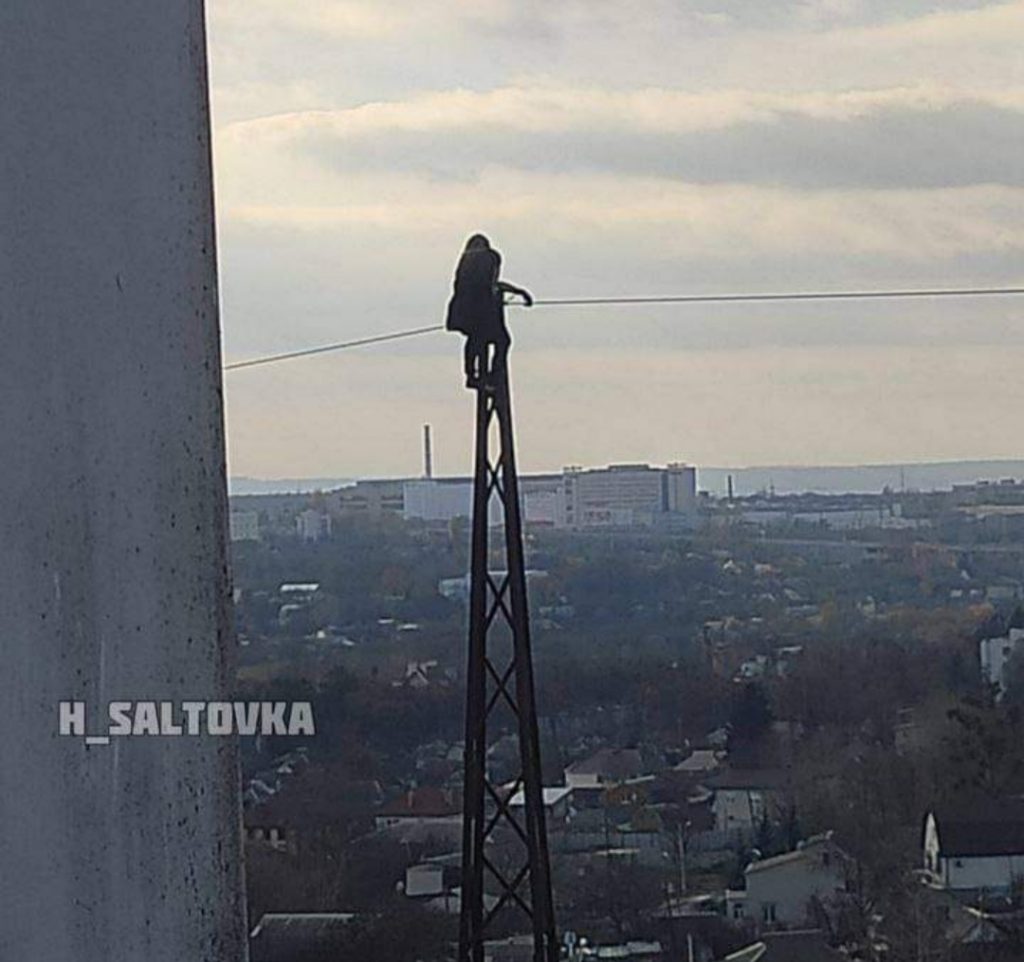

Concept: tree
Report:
left=729, top=682, right=773, bottom=746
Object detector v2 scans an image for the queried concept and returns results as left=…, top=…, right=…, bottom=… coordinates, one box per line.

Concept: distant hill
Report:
left=228, top=476, right=353, bottom=496
left=698, top=460, right=1024, bottom=497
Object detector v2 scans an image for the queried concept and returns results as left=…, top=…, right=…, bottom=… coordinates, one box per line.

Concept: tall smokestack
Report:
left=423, top=424, right=433, bottom=479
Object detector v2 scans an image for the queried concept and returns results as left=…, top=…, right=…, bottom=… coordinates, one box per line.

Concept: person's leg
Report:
left=489, top=330, right=511, bottom=384
left=465, top=336, right=482, bottom=387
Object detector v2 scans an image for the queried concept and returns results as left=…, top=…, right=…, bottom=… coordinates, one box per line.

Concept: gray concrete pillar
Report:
left=0, top=2, right=247, bottom=958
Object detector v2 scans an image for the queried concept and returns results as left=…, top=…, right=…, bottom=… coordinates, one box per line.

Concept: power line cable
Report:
left=224, top=285, right=1024, bottom=372
left=533, top=286, right=1024, bottom=307
left=225, top=324, right=442, bottom=371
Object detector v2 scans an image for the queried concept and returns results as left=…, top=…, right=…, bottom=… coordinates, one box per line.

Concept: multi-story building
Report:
left=335, top=479, right=405, bottom=518
left=559, top=462, right=697, bottom=528
left=402, top=474, right=562, bottom=525
left=252, top=463, right=698, bottom=529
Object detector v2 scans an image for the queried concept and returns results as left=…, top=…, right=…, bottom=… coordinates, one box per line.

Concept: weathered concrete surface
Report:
left=0, top=3, right=248, bottom=959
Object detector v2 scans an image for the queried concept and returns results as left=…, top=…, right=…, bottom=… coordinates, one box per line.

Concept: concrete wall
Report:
left=0, top=3, right=247, bottom=959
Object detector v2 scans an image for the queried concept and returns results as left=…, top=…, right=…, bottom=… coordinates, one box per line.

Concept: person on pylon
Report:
left=445, top=234, right=532, bottom=389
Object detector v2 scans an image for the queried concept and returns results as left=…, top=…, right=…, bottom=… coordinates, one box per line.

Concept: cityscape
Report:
left=230, top=445, right=1024, bottom=961
left=5, top=1, right=1024, bottom=961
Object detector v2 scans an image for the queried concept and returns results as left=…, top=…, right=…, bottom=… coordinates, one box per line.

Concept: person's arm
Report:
left=497, top=281, right=533, bottom=306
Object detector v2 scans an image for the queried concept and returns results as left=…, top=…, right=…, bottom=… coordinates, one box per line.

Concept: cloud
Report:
left=220, top=84, right=1024, bottom=189
left=207, top=1, right=1024, bottom=472
left=224, top=343, right=1024, bottom=476
left=223, top=172, right=1024, bottom=260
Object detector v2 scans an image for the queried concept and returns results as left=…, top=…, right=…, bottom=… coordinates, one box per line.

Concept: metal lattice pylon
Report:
left=458, top=362, right=559, bottom=962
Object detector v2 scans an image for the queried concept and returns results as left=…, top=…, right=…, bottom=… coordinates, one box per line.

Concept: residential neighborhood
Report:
left=230, top=475, right=1024, bottom=960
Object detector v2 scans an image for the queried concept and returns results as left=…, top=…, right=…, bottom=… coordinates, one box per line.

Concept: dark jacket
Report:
left=446, top=246, right=503, bottom=339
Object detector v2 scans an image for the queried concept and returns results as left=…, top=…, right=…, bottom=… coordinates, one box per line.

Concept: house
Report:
left=508, top=785, right=575, bottom=829
left=404, top=855, right=459, bottom=908
left=244, top=762, right=380, bottom=854
left=924, top=800, right=1024, bottom=893
left=904, top=884, right=1024, bottom=961
left=733, top=833, right=851, bottom=929
left=371, top=783, right=462, bottom=847
left=673, top=749, right=723, bottom=777
left=404, top=854, right=501, bottom=916
left=565, top=747, right=648, bottom=788
left=704, top=769, right=789, bottom=835
left=249, top=913, right=356, bottom=962
left=719, top=929, right=844, bottom=961
left=978, top=608, right=1024, bottom=698
left=375, top=786, right=460, bottom=829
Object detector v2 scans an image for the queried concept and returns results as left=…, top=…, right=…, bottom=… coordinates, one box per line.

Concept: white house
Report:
left=979, top=626, right=1024, bottom=698
left=405, top=862, right=446, bottom=898
left=508, top=786, right=575, bottom=830
left=924, top=803, right=1024, bottom=893
left=738, top=833, right=851, bottom=929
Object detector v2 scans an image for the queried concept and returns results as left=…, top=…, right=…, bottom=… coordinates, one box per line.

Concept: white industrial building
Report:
left=402, top=463, right=698, bottom=529
left=403, top=479, right=477, bottom=523
left=560, top=462, right=697, bottom=528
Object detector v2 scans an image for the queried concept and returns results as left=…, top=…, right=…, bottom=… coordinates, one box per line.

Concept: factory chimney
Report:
left=423, top=424, right=433, bottom=479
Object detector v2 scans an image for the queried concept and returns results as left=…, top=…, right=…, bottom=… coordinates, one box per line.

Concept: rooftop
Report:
left=508, top=786, right=573, bottom=808
left=932, top=799, right=1024, bottom=857
left=249, top=913, right=356, bottom=962
left=705, top=767, right=790, bottom=791
left=567, top=747, right=646, bottom=781
left=745, top=832, right=842, bottom=876
left=723, top=930, right=844, bottom=962
left=378, top=786, right=460, bottom=818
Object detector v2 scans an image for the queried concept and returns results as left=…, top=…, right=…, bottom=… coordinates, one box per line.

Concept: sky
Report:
left=207, top=0, right=1024, bottom=479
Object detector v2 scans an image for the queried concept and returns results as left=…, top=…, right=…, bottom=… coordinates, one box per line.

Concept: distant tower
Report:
left=423, top=423, right=434, bottom=479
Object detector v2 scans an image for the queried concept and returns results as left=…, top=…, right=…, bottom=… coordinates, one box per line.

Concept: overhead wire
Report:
left=224, top=285, right=1024, bottom=372
left=532, top=286, right=1024, bottom=307
left=224, top=324, right=443, bottom=371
